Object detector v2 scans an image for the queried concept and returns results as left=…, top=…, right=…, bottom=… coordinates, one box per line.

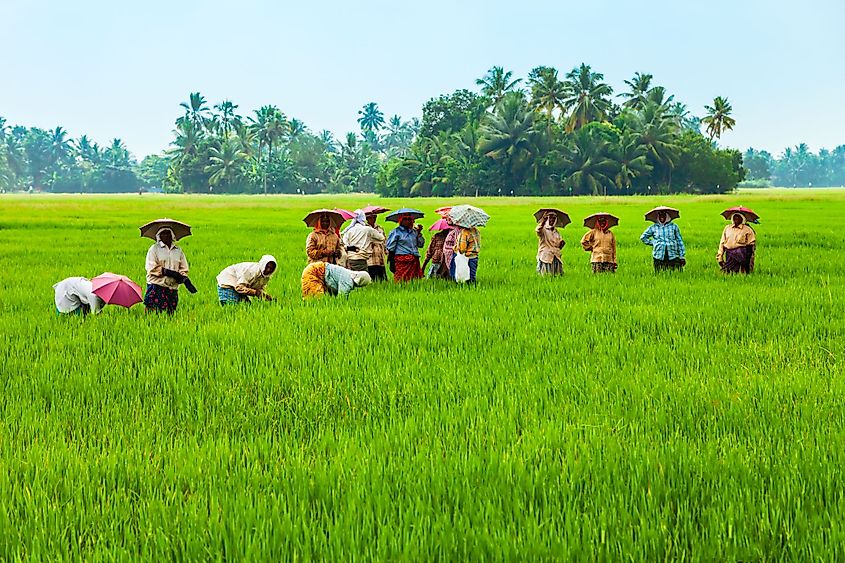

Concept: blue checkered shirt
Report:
left=640, top=222, right=686, bottom=260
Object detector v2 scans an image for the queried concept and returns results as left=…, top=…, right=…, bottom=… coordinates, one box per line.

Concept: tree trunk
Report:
left=265, top=142, right=272, bottom=195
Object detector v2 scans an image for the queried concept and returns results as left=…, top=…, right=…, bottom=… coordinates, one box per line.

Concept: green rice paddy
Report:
left=0, top=190, right=843, bottom=560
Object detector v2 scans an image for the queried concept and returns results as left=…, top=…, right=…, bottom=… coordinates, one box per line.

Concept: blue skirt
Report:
left=218, top=285, right=248, bottom=305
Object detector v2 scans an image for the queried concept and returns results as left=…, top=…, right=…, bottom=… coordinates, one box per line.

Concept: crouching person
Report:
left=216, top=255, right=277, bottom=305
left=53, top=276, right=104, bottom=316
left=301, top=261, right=371, bottom=299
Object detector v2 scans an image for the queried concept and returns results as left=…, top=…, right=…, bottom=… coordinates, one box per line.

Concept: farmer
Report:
left=365, top=212, right=388, bottom=281
left=441, top=223, right=460, bottom=281
left=386, top=215, right=425, bottom=282
left=580, top=215, right=617, bottom=273
left=422, top=225, right=450, bottom=279
left=53, top=276, right=104, bottom=316
left=144, top=227, right=193, bottom=314
left=640, top=210, right=686, bottom=271
left=536, top=212, right=565, bottom=276
left=718, top=213, right=757, bottom=274
left=301, top=261, right=371, bottom=299
left=451, top=225, right=481, bottom=283
left=342, top=209, right=386, bottom=272
left=306, top=213, right=343, bottom=265
left=216, top=255, right=277, bottom=305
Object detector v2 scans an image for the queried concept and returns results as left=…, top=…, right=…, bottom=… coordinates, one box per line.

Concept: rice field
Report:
left=0, top=190, right=843, bottom=561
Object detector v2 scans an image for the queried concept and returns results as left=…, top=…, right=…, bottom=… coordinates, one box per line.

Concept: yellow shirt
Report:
left=580, top=229, right=616, bottom=264
left=456, top=228, right=480, bottom=259
left=717, top=224, right=756, bottom=261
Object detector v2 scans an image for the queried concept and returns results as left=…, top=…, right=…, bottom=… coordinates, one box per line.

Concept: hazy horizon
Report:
left=2, top=0, right=843, bottom=160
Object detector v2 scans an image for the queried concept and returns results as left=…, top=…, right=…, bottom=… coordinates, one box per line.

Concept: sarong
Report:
left=537, top=258, right=563, bottom=276
left=591, top=262, right=616, bottom=273
left=301, top=262, right=327, bottom=298
left=347, top=258, right=368, bottom=272
left=654, top=258, right=683, bottom=272
left=218, top=285, right=248, bottom=305
left=427, top=262, right=450, bottom=279
left=393, top=254, right=423, bottom=282
left=367, top=265, right=387, bottom=282
left=145, top=284, right=178, bottom=314
left=722, top=245, right=754, bottom=274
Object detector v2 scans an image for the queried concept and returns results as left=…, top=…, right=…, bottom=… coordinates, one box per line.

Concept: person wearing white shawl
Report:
left=216, top=255, right=277, bottom=305
left=53, top=277, right=105, bottom=316
left=342, top=209, right=385, bottom=272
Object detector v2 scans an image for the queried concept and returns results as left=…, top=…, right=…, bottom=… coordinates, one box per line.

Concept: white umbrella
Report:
left=448, top=204, right=490, bottom=228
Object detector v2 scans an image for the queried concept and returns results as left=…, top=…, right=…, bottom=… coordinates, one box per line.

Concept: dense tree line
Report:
left=0, top=117, right=148, bottom=193
left=743, top=144, right=845, bottom=187
left=163, top=94, right=417, bottom=194
left=377, top=66, right=744, bottom=197
left=0, top=63, right=839, bottom=195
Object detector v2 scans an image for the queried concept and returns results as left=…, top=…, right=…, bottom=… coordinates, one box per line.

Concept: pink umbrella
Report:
left=91, top=273, right=143, bottom=308
left=334, top=208, right=356, bottom=220
left=362, top=205, right=390, bottom=215
left=429, top=218, right=451, bottom=231
left=435, top=206, right=452, bottom=217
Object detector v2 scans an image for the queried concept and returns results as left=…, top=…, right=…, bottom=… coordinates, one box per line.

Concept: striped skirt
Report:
left=537, top=258, right=563, bottom=276
left=591, top=262, right=617, bottom=273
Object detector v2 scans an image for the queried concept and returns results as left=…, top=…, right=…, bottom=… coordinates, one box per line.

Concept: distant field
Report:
left=0, top=191, right=843, bottom=560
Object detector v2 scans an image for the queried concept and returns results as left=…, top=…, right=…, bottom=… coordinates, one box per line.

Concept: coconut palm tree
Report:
left=357, top=103, right=385, bottom=133
left=559, top=127, right=617, bottom=195
left=179, top=92, right=211, bottom=129
left=635, top=102, right=679, bottom=187
left=561, top=64, right=614, bottom=132
left=619, top=72, right=653, bottom=110
left=250, top=105, right=288, bottom=194
left=49, top=127, right=71, bottom=165
left=668, top=102, right=699, bottom=131
left=478, top=92, right=538, bottom=182
left=383, top=115, right=415, bottom=157
left=103, top=139, right=132, bottom=169
left=288, top=118, right=307, bottom=139
left=73, top=135, right=102, bottom=165
left=213, top=100, right=241, bottom=138
left=701, top=96, right=736, bottom=141
left=206, top=138, right=247, bottom=192
left=476, top=66, right=522, bottom=106
left=527, top=66, right=567, bottom=120
left=318, top=130, right=337, bottom=153
left=612, top=132, right=652, bottom=191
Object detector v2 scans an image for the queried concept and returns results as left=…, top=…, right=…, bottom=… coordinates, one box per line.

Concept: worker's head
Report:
left=260, top=255, right=277, bottom=276
left=400, top=215, right=414, bottom=229
left=366, top=213, right=376, bottom=227
left=597, top=217, right=609, bottom=231
left=351, top=271, right=372, bottom=287
left=319, top=214, right=331, bottom=230
left=657, top=211, right=668, bottom=224
left=156, top=227, right=174, bottom=247
left=732, top=213, right=744, bottom=227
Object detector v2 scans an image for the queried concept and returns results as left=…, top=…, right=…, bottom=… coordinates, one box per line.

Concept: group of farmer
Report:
left=536, top=205, right=758, bottom=276
left=52, top=203, right=759, bottom=316
left=303, top=205, right=483, bottom=289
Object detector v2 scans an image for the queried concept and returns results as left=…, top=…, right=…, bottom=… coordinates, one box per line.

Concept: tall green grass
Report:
left=0, top=191, right=842, bottom=560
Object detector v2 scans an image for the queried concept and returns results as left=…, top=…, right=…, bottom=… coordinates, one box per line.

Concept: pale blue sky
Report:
left=1, top=0, right=842, bottom=159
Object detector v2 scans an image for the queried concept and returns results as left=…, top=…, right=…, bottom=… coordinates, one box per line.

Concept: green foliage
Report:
left=2, top=192, right=844, bottom=560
